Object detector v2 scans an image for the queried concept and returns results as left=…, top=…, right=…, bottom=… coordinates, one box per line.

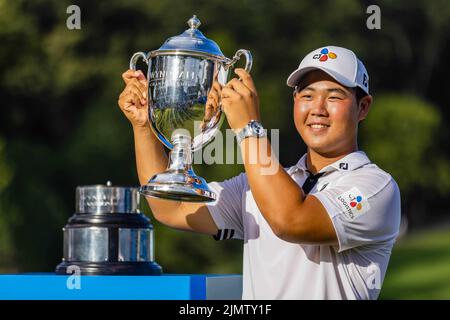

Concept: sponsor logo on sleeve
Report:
left=336, top=187, right=371, bottom=219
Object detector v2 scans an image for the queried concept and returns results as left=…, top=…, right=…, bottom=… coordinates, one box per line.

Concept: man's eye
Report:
left=329, top=96, right=343, bottom=100
left=301, top=95, right=312, bottom=99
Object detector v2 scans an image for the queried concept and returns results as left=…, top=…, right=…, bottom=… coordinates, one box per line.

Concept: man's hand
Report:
left=201, top=81, right=222, bottom=130
left=118, top=69, right=150, bottom=128
left=221, top=68, right=260, bottom=132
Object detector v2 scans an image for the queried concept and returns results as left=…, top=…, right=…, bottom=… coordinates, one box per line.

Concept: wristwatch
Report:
left=236, top=120, right=267, bottom=145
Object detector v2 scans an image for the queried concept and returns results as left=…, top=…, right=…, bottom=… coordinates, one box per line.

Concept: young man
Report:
left=118, top=46, right=401, bottom=299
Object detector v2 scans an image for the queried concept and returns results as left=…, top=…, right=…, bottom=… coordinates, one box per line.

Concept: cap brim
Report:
left=286, top=66, right=357, bottom=89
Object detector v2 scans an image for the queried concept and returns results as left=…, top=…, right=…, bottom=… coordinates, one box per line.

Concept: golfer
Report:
left=118, top=45, right=401, bottom=300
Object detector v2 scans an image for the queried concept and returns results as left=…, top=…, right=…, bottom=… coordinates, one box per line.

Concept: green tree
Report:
left=360, top=94, right=450, bottom=225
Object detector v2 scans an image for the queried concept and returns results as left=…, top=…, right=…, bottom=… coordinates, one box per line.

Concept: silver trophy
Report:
left=129, top=15, right=252, bottom=202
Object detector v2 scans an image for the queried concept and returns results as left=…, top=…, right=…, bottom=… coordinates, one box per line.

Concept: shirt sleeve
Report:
left=311, top=169, right=401, bottom=252
left=206, top=172, right=247, bottom=240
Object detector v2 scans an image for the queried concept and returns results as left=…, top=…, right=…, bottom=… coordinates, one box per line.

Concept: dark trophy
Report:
left=55, top=182, right=162, bottom=275
left=130, top=15, right=252, bottom=202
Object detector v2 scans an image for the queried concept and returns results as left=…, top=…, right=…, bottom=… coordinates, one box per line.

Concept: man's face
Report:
left=293, top=70, right=369, bottom=157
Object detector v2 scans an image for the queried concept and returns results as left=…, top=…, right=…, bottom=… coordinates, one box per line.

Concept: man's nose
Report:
left=310, top=98, right=328, bottom=117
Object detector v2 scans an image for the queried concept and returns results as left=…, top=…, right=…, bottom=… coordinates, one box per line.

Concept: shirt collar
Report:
left=288, top=151, right=371, bottom=175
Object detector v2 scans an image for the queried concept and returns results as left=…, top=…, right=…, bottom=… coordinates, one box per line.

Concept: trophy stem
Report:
left=139, top=134, right=217, bottom=202
left=168, top=134, right=192, bottom=171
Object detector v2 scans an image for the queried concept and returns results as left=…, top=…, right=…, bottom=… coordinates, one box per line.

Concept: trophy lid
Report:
left=155, top=15, right=226, bottom=60
left=76, top=181, right=140, bottom=214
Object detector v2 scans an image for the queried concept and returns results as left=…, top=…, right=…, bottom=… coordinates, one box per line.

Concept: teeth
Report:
left=310, top=124, right=328, bottom=129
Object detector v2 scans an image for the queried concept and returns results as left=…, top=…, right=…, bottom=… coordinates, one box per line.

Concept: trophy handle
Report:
left=226, top=49, right=253, bottom=73
left=129, top=52, right=149, bottom=70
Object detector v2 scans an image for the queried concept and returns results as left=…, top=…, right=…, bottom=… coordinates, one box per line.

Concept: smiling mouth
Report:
left=308, top=124, right=329, bottom=129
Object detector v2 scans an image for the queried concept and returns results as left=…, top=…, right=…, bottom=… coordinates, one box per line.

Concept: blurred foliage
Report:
left=380, top=226, right=450, bottom=299
left=0, top=0, right=449, bottom=277
left=0, top=136, right=15, bottom=269
left=361, top=94, right=450, bottom=195
left=360, top=94, right=450, bottom=226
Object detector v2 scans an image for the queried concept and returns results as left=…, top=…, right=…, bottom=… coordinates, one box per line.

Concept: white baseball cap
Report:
left=286, top=46, right=370, bottom=95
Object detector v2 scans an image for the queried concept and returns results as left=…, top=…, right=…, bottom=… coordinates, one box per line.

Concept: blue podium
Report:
left=0, top=274, right=243, bottom=300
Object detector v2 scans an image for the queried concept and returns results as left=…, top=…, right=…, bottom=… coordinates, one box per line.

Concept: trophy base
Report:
left=139, top=169, right=216, bottom=202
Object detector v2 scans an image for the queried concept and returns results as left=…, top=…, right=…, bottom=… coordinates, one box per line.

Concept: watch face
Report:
left=250, top=121, right=262, bottom=134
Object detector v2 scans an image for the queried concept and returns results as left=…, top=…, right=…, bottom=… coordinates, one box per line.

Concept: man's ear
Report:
left=358, top=95, right=373, bottom=121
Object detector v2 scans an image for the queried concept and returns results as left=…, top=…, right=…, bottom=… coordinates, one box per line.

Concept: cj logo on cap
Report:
left=313, top=48, right=337, bottom=62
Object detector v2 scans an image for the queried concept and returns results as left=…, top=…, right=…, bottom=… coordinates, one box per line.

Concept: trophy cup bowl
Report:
left=130, top=15, right=252, bottom=202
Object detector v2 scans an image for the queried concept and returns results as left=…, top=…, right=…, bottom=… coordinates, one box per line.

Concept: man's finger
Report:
left=135, top=70, right=146, bottom=81
left=122, top=69, right=134, bottom=82
left=234, top=68, right=256, bottom=93
left=122, top=69, right=146, bottom=84
left=122, top=87, right=145, bottom=107
left=122, top=70, right=139, bottom=82
left=118, top=95, right=134, bottom=111
left=129, top=78, right=147, bottom=98
left=208, top=88, right=220, bottom=105
left=123, top=101, right=134, bottom=111
left=221, top=87, right=241, bottom=100
left=131, top=78, right=147, bottom=95
left=139, top=78, right=148, bottom=88
left=226, top=78, right=251, bottom=97
left=131, top=92, right=143, bottom=108
left=128, top=84, right=146, bottom=103
left=212, top=81, right=223, bottom=94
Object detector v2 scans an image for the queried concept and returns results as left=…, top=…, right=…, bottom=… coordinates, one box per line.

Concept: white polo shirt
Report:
left=207, top=151, right=401, bottom=300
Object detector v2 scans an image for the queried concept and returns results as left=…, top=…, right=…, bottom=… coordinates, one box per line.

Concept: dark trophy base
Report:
left=55, top=190, right=163, bottom=276
left=55, top=261, right=162, bottom=276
